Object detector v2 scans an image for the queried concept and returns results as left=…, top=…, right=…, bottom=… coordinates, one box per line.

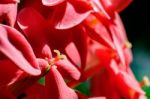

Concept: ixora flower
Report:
left=0, top=0, right=147, bottom=99
left=16, top=7, right=81, bottom=98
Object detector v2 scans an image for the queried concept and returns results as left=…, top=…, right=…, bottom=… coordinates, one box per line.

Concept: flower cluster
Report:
left=0, top=0, right=147, bottom=99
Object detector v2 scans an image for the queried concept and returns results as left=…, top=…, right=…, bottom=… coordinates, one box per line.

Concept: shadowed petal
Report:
left=72, top=26, right=87, bottom=69
left=24, top=83, right=47, bottom=99
left=17, top=7, right=52, bottom=58
left=0, top=0, right=19, bottom=3
left=0, top=60, right=23, bottom=87
left=0, top=86, right=15, bottom=99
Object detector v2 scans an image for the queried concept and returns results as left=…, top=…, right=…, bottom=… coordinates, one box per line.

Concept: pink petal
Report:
left=124, top=48, right=132, bottom=66
left=112, top=13, right=133, bottom=65
left=55, top=59, right=81, bottom=80
left=37, top=58, right=49, bottom=73
left=0, top=3, right=17, bottom=26
left=0, top=25, right=41, bottom=76
left=42, top=0, right=65, bottom=6
left=113, top=13, right=128, bottom=44
left=109, top=25, right=125, bottom=66
left=49, top=1, right=91, bottom=29
left=85, top=14, right=114, bottom=49
left=45, top=66, right=78, bottom=99
left=65, top=42, right=81, bottom=67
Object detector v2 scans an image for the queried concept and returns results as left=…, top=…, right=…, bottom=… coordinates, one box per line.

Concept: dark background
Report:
left=121, top=0, right=150, bottom=49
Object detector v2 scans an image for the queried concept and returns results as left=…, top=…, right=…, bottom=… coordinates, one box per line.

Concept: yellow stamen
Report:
left=45, top=50, right=66, bottom=71
left=54, top=49, right=66, bottom=59
left=48, top=49, right=66, bottom=65
left=140, top=76, right=150, bottom=87
left=124, top=41, right=132, bottom=49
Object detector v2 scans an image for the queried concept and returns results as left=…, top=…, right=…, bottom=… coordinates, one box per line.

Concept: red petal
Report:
left=115, top=70, right=145, bottom=98
left=90, top=65, right=119, bottom=98
left=0, top=25, right=41, bottom=76
left=96, top=48, right=112, bottom=67
left=55, top=59, right=81, bottom=80
left=101, top=0, right=132, bottom=13
left=42, top=0, right=64, bottom=6
left=49, top=1, right=91, bottom=29
left=45, top=66, right=78, bottom=99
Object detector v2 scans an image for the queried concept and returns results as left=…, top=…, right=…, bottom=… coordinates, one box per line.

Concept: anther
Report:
left=140, top=76, right=150, bottom=87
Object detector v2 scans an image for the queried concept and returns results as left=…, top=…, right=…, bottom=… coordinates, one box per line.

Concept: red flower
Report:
left=0, top=0, right=145, bottom=99
left=17, top=7, right=81, bottom=98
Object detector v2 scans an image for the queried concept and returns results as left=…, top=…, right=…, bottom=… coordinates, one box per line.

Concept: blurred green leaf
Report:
left=74, top=80, right=90, bottom=96
left=38, top=77, right=45, bottom=85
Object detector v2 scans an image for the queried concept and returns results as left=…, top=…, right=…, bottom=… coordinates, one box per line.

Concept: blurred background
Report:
left=120, top=0, right=150, bottom=97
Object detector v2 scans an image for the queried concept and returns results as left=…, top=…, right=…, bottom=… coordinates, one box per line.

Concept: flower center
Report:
left=46, top=49, right=66, bottom=71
